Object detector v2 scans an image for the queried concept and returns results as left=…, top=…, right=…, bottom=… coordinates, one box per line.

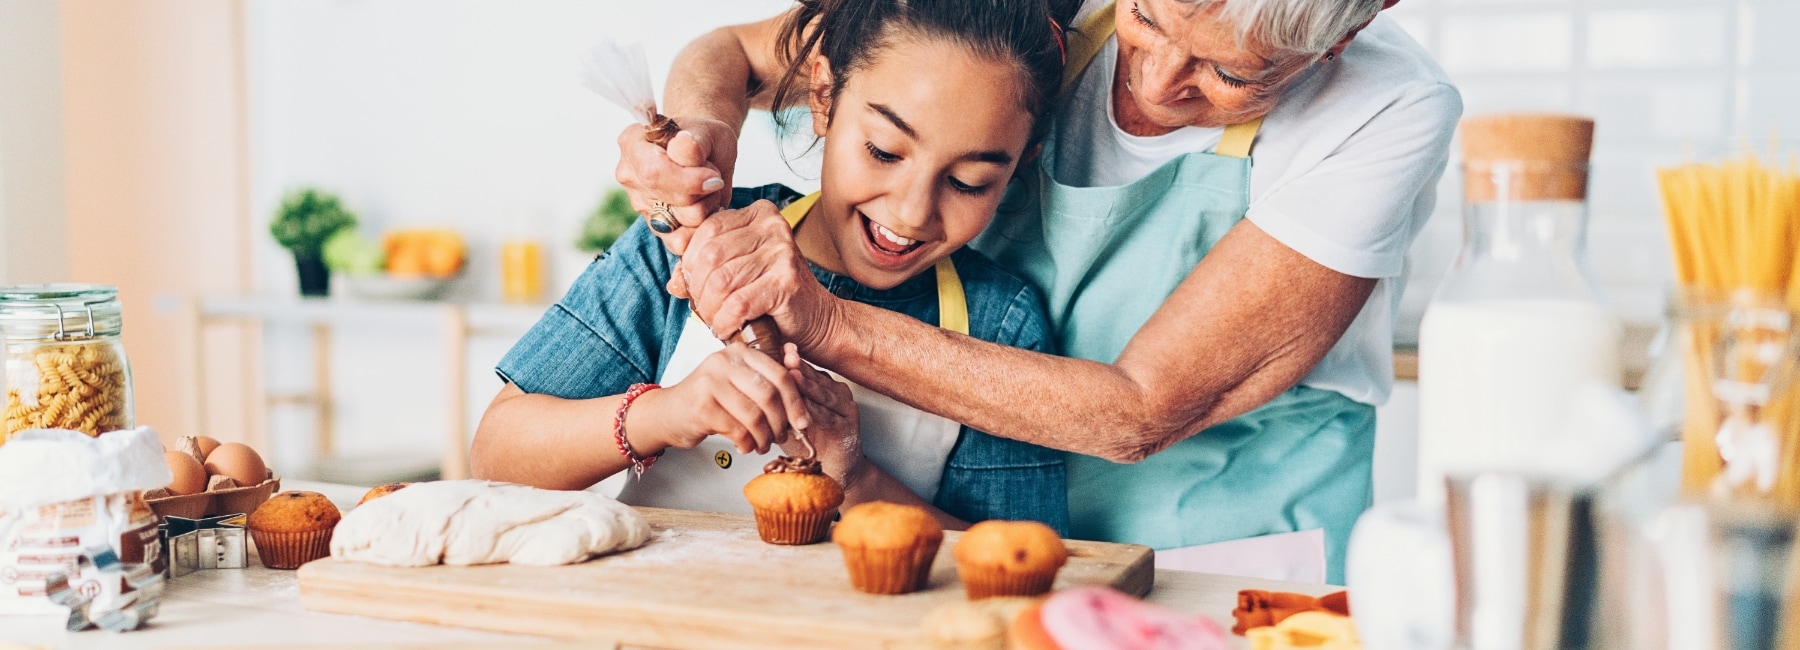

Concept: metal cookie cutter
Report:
left=44, top=546, right=165, bottom=632
left=159, top=514, right=248, bottom=577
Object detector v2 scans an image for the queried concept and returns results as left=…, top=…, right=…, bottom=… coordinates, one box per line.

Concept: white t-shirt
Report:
left=1051, top=5, right=1461, bottom=406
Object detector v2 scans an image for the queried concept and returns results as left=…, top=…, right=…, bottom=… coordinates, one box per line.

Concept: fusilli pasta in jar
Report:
left=1, top=285, right=134, bottom=444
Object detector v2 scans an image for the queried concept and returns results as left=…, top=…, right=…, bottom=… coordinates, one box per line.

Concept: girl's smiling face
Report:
left=796, top=33, right=1036, bottom=290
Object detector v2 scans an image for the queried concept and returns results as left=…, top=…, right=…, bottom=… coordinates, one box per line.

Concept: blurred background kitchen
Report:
left=0, top=0, right=1792, bottom=493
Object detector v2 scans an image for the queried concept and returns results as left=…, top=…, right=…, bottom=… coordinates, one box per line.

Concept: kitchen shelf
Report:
left=190, top=295, right=544, bottom=481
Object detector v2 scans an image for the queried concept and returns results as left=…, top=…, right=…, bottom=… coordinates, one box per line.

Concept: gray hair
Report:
left=1172, top=0, right=1386, bottom=55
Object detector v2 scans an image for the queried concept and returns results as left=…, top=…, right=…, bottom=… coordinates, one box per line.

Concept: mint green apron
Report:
left=971, top=4, right=1373, bottom=584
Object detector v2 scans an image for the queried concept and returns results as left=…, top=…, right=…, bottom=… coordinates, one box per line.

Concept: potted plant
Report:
left=576, top=188, right=637, bottom=256
left=270, top=188, right=358, bottom=297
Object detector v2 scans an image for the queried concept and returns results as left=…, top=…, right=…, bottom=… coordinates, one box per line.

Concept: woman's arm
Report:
left=616, top=10, right=799, bottom=243
left=682, top=207, right=1376, bottom=464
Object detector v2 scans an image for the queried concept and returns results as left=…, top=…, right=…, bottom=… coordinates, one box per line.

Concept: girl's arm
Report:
left=680, top=205, right=1375, bottom=464
left=472, top=384, right=638, bottom=490
left=473, top=342, right=808, bottom=490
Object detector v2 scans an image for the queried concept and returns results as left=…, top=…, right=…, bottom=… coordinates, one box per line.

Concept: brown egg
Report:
left=164, top=450, right=207, bottom=496
left=194, top=435, right=222, bottom=459
left=204, top=442, right=268, bottom=487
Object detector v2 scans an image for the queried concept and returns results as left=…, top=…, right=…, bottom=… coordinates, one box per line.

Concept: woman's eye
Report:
left=1130, top=3, right=1154, bottom=28
left=865, top=142, right=900, bottom=163
left=948, top=177, right=989, bottom=196
left=1214, top=64, right=1250, bottom=88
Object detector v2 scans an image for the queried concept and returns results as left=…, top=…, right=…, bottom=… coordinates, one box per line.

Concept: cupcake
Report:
left=357, top=482, right=413, bottom=506
left=833, top=501, right=943, bottom=594
left=923, top=596, right=1042, bottom=649
left=743, top=456, right=843, bottom=545
left=248, top=490, right=342, bottom=569
left=952, top=520, right=1068, bottom=599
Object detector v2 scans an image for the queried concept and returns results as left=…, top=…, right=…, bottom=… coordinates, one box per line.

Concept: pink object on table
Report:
left=1040, top=585, right=1230, bottom=650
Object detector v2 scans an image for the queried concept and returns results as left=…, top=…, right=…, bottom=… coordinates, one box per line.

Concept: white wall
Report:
left=1369, top=0, right=1798, bottom=503
left=1385, top=0, right=1799, bottom=340
left=0, top=0, right=72, bottom=285
left=246, top=1, right=812, bottom=478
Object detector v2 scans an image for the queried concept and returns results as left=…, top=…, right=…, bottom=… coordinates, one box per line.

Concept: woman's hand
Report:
left=778, top=344, right=868, bottom=486
left=630, top=342, right=809, bottom=456
left=679, top=203, right=844, bottom=353
left=615, top=117, right=739, bottom=256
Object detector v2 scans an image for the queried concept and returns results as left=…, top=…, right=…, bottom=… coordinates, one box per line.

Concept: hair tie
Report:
left=1049, top=16, right=1067, bottom=64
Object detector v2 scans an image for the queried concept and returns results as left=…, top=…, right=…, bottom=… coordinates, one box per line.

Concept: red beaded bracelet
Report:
left=615, top=383, right=664, bottom=477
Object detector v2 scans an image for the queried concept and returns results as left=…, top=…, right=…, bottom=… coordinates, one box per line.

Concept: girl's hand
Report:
left=635, top=342, right=809, bottom=456
left=779, top=345, right=867, bottom=486
left=615, top=118, right=739, bottom=256
left=680, top=203, right=844, bottom=355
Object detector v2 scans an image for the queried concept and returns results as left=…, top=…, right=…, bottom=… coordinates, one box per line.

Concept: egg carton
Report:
left=143, top=474, right=280, bottom=522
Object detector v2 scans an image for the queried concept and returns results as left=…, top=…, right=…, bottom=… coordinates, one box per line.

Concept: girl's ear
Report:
left=809, top=57, right=833, bottom=138
left=1023, top=142, right=1045, bottom=165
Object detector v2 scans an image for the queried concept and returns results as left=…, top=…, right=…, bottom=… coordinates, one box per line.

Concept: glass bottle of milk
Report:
left=1416, top=115, right=1623, bottom=504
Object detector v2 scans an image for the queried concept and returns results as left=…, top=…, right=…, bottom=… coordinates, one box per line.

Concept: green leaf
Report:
left=270, top=188, right=359, bottom=254
left=576, top=187, right=640, bottom=253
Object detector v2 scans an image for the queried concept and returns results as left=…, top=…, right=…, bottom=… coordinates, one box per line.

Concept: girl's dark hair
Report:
left=769, top=0, right=1079, bottom=149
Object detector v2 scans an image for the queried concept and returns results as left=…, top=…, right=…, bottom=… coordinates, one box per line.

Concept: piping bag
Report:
left=582, top=41, right=817, bottom=465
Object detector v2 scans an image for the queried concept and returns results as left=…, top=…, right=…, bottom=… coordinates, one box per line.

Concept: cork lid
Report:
left=1462, top=114, right=1595, bottom=163
left=1461, top=113, right=1595, bottom=201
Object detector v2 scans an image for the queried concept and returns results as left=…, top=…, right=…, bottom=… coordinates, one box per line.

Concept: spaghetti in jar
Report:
left=0, top=285, right=133, bottom=444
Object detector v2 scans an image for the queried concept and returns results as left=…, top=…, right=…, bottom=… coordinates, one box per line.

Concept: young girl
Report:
left=473, top=0, right=1071, bottom=531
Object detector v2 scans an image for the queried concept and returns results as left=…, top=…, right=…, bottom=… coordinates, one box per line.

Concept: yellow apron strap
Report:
left=779, top=192, right=821, bottom=228
left=1062, top=3, right=1117, bottom=93
left=1215, top=118, right=1264, bottom=159
left=933, top=259, right=969, bottom=335
left=774, top=192, right=968, bottom=335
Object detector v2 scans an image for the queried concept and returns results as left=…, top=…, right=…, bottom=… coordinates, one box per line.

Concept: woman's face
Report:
left=804, top=34, right=1034, bottom=290
left=1113, top=0, right=1323, bottom=130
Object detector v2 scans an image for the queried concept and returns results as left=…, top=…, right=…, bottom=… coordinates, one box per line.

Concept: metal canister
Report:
left=1446, top=472, right=1601, bottom=650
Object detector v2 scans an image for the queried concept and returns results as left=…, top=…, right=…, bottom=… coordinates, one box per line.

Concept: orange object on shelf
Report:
left=501, top=240, right=544, bottom=304
left=383, top=229, right=465, bottom=279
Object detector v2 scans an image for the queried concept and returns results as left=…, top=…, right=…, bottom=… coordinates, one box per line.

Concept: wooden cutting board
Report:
left=298, top=507, right=1153, bottom=649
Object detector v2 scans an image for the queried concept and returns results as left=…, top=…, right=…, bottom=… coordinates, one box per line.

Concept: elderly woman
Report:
left=618, top=0, right=1459, bottom=584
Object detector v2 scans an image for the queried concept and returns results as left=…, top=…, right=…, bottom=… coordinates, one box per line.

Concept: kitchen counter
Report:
left=1, top=481, right=1337, bottom=649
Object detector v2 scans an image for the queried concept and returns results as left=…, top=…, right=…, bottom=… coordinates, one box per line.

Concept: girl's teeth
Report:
left=873, top=222, right=916, bottom=246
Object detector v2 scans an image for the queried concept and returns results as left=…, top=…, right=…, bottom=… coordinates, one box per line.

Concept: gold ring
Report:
left=648, top=201, right=677, bottom=234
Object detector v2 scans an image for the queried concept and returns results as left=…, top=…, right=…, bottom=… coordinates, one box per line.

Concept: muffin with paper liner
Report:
left=247, top=490, right=340, bottom=569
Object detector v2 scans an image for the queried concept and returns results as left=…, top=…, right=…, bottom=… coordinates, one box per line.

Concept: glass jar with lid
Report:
left=1416, top=115, right=1624, bottom=504
left=0, top=284, right=134, bottom=442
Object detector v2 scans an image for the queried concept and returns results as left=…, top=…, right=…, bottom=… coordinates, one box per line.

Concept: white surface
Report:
left=1416, top=299, right=1622, bottom=503
left=0, top=551, right=558, bottom=649
left=1154, top=529, right=1327, bottom=585
left=1372, top=380, right=1420, bottom=504
left=0, top=0, right=71, bottom=286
